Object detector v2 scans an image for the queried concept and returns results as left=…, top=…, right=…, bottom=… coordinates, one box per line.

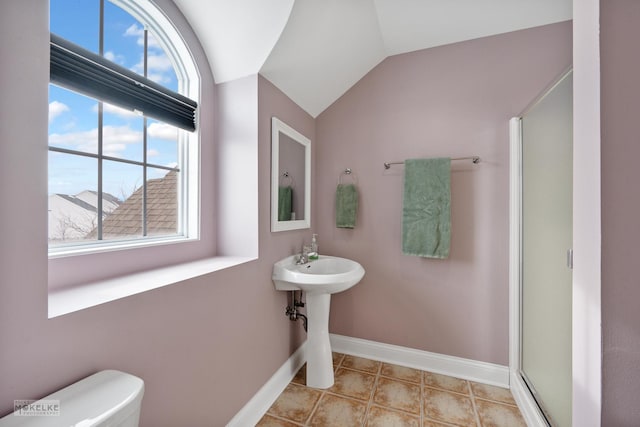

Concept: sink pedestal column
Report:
left=305, top=293, right=334, bottom=389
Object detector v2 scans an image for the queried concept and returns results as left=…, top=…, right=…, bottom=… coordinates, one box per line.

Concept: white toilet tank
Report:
left=0, top=370, right=144, bottom=427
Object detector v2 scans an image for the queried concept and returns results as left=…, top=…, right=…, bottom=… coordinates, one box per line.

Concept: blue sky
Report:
left=49, top=0, right=180, bottom=199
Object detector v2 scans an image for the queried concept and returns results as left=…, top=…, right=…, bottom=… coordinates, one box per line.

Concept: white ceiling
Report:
left=174, top=0, right=572, bottom=117
left=173, top=0, right=294, bottom=83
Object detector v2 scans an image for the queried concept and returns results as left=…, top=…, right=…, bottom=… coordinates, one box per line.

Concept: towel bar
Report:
left=384, top=156, right=480, bottom=169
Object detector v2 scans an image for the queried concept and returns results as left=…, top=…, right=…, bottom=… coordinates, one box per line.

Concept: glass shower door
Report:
left=520, top=71, right=573, bottom=427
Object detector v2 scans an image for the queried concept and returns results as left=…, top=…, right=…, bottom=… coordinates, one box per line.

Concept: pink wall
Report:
left=600, top=1, right=640, bottom=424
left=316, top=22, right=572, bottom=365
left=0, top=1, right=311, bottom=425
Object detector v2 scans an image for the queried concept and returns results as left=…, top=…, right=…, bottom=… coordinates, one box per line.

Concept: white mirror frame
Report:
left=271, top=117, right=311, bottom=232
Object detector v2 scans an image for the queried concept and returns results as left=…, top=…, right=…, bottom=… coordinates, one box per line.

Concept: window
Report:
left=48, top=0, right=199, bottom=256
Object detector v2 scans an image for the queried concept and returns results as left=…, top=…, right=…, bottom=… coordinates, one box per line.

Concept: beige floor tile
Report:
left=423, top=372, right=470, bottom=395
left=256, top=414, right=303, bottom=427
left=330, top=368, right=377, bottom=401
left=292, top=364, right=306, bottom=385
left=423, top=420, right=460, bottom=427
left=474, top=399, right=526, bottom=427
left=267, top=383, right=322, bottom=424
left=309, top=393, right=367, bottom=426
left=381, top=363, right=422, bottom=384
left=366, top=405, right=420, bottom=427
left=469, top=383, right=516, bottom=405
left=373, top=377, right=421, bottom=415
left=263, top=354, right=527, bottom=427
left=333, top=352, right=345, bottom=368
left=424, top=387, right=477, bottom=426
left=342, top=354, right=381, bottom=373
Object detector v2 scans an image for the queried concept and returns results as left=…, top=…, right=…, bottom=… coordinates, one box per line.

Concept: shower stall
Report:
left=510, top=70, right=573, bottom=427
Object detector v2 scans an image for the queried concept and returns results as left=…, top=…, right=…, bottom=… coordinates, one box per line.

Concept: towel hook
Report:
left=339, top=168, right=358, bottom=185
left=280, top=171, right=295, bottom=187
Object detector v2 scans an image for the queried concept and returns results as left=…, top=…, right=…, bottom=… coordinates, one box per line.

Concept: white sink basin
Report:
left=272, top=254, right=365, bottom=389
left=272, top=255, right=365, bottom=294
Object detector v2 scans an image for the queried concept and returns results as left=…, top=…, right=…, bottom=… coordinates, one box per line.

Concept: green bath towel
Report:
left=336, top=184, right=358, bottom=228
left=402, top=158, right=451, bottom=258
left=278, top=186, right=292, bottom=221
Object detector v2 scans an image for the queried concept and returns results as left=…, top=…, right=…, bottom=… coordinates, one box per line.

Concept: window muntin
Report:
left=48, top=0, right=197, bottom=254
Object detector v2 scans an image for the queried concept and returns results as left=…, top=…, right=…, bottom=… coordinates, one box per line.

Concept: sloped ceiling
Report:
left=174, top=0, right=572, bottom=117
left=173, top=0, right=294, bottom=83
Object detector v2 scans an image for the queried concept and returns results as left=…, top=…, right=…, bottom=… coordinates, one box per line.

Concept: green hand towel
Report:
left=336, top=184, right=358, bottom=228
left=402, top=158, right=451, bottom=258
left=278, top=186, right=292, bottom=221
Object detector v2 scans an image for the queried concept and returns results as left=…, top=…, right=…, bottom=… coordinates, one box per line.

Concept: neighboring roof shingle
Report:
left=86, top=171, right=177, bottom=239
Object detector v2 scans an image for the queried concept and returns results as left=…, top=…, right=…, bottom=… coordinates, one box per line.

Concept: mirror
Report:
left=271, top=117, right=311, bottom=232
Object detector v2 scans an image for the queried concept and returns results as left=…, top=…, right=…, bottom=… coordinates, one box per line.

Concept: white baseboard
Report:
left=330, top=334, right=510, bottom=388
left=509, top=371, right=549, bottom=426
left=226, top=342, right=307, bottom=427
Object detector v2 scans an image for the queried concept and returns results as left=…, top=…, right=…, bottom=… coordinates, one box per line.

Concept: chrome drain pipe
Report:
left=286, top=290, right=308, bottom=332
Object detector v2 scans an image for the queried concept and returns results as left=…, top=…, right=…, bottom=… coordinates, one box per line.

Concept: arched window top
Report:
left=109, top=0, right=200, bottom=100
left=50, top=0, right=199, bottom=102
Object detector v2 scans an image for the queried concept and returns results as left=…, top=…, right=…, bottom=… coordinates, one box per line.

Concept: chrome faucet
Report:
left=296, top=244, right=311, bottom=265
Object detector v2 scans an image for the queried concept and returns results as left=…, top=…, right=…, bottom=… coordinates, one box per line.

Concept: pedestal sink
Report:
left=272, top=255, right=365, bottom=388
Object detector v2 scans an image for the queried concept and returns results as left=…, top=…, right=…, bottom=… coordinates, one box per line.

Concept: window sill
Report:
left=48, top=256, right=255, bottom=318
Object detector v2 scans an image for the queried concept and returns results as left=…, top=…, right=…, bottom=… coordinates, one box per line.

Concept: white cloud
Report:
left=49, top=125, right=142, bottom=157
left=103, top=126, right=143, bottom=156
left=124, top=23, right=144, bottom=42
left=146, top=73, right=171, bottom=85
left=104, top=50, right=125, bottom=65
left=148, top=122, right=178, bottom=140
left=103, top=142, right=128, bottom=157
left=49, top=128, right=98, bottom=153
left=147, top=149, right=160, bottom=157
left=124, top=23, right=142, bottom=37
left=124, top=23, right=161, bottom=49
left=132, top=53, right=174, bottom=84
left=49, top=101, right=69, bottom=123
left=146, top=53, right=172, bottom=71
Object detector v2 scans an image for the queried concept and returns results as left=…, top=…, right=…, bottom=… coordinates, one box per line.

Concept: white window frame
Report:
left=48, top=0, right=200, bottom=259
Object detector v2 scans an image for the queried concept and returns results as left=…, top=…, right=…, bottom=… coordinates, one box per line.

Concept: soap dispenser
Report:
left=309, top=234, right=319, bottom=260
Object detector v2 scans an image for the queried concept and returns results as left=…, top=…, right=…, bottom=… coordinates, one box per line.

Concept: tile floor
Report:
left=257, top=353, right=526, bottom=427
